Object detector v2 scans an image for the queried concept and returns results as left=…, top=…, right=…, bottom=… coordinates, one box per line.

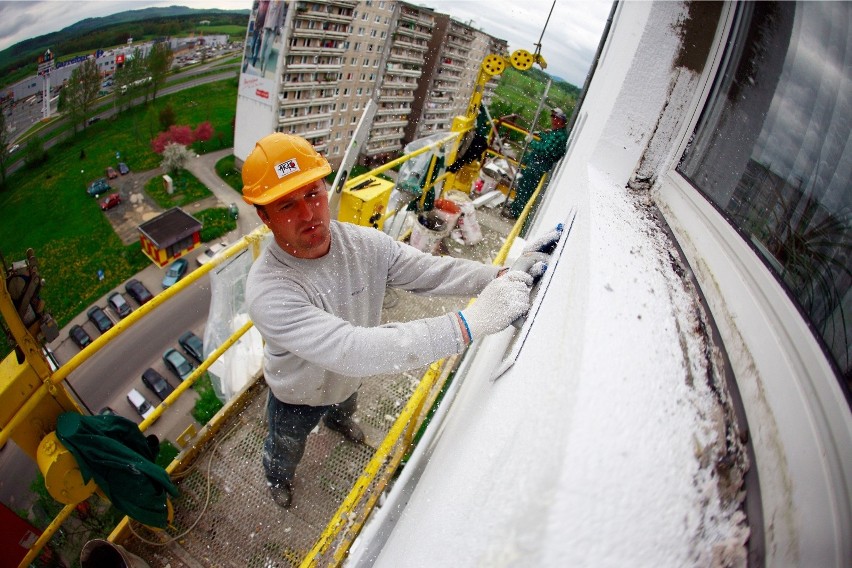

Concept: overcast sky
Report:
left=0, top=0, right=612, bottom=86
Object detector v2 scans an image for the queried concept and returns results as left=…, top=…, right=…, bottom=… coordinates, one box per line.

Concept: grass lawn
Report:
left=145, top=170, right=213, bottom=208
left=0, top=78, right=237, bottom=351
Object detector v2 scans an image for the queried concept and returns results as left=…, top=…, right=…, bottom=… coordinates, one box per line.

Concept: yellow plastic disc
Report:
left=510, top=49, right=534, bottom=71
left=482, top=54, right=506, bottom=76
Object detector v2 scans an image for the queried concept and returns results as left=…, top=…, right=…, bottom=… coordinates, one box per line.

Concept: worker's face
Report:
left=258, top=180, right=331, bottom=259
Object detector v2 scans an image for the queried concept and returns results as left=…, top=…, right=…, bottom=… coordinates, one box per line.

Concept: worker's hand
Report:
left=508, top=224, right=564, bottom=282
left=523, top=224, right=563, bottom=255
left=510, top=252, right=549, bottom=280
left=460, top=271, right=532, bottom=340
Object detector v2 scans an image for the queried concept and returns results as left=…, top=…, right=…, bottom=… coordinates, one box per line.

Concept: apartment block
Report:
left=234, top=0, right=506, bottom=169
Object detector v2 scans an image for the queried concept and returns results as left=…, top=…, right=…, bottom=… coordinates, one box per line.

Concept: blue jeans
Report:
left=263, top=391, right=358, bottom=487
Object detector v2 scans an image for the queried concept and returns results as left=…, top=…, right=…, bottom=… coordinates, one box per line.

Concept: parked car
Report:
left=106, top=166, right=118, bottom=179
left=141, top=368, right=175, bottom=402
left=69, top=324, right=92, bottom=349
left=100, top=193, right=122, bottom=211
left=162, top=258, right=188, bottom=289
left=86, top=306, right=113, bottom=334
left=7, top=143, right=20, bottom=155
left=87, top=178, right=111, bottom=197
left=107, top=291, right=132, bottom=319
left=125, top=279, right=153, bottom=305
left=99, top=406, right=117, bottom=416
left=88, top=116, right=102, bottom=126
left=228, top=202, right=239, bottom=220
left=179, top=331, right=204, bottom=363
left=118, top=162, right=130, bottom=175
left=163, top=348, right=194, bottom=381
left=196, top=241, right=230, bottom=266
left=126, top=388, right=154, bottom=420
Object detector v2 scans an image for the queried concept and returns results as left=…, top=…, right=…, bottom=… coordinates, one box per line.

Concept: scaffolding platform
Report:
left=119, top=206, right=515, bottom=567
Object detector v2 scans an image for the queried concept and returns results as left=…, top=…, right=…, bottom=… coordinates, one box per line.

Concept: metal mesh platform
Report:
left=119, top=206, right=513, bottom=567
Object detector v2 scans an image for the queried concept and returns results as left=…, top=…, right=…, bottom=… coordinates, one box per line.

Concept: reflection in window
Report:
left=678, top=2, right=851, bottom=381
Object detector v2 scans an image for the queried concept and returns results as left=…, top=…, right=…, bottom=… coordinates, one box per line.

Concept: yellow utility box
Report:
left=338, top=176, right=394, bottom=230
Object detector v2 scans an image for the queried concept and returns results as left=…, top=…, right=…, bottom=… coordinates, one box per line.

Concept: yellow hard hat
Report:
left=242, top=133, right=331, bottom=205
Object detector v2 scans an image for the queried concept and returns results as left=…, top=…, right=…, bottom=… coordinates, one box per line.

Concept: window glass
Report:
left=678, top=2, right=851, bottom=378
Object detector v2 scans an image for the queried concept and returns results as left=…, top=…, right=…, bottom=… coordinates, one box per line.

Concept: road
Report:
left=4, top=60, right=239, bottom=176
left=0, top=271, right=213, bottom=512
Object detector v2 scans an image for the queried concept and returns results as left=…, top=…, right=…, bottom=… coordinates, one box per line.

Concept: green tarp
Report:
left=56, top=413, right=178, bottom=528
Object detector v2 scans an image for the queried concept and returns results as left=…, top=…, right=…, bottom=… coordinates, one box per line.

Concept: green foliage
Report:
left=0, top=10, right=248, bottom=89
left=148, top=42, right=174, bottom=101
left=215, top=154, right=243, bottom=192
left=196, top=207, right=237, bottom=242
left=489, top=67, right=581, bottom=132
left=62, top=59, right=101, bottom=131
left=145, top=168, right=212, bottom=208
left=192, top=373, right=224, bottom=424
left=23, top=136, right=48, bottom=168
left=0, top=79, right=236, bottom=344
left=159, top=104, right=177, bottom=130
left=156, top=439, right=180, bottom=469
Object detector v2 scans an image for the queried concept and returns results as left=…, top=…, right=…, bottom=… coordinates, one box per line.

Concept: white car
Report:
left=126, top=388, right=154, bottom=420
left=7, top=143, right=20, bottom=155
left=196, top=241, right=230, bottom=266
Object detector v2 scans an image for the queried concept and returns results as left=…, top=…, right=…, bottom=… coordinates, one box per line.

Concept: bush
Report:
left=215, top=154, right=243, bottom=192
left=192, top=373, right=224, bottom=424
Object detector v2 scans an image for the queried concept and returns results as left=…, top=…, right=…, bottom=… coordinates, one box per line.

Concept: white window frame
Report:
left=651, top=5, right=852, bottom=566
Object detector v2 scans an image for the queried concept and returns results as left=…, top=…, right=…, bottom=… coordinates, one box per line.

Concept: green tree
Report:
left=159, top=103, right=176, bottom=131
left=113, top=47, right=146, bottom=112
left=59, top=59, right=101, bottom=132
left=147, top=42, right=173, bottom=101
left=23, top=136, right=47, bottom=168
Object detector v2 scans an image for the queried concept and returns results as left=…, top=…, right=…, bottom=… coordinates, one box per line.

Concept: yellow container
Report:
left=338, top=176, right=394, bottom=230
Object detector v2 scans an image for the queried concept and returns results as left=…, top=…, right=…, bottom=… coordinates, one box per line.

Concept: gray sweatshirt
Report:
left=246, top=221, right=499, bottom=406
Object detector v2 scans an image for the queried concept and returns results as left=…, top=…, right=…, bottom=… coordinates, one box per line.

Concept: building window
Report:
left=678, top=2, right=852, bottom=378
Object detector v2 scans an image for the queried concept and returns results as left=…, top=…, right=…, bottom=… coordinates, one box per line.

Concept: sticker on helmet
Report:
left=275, top=159, right=300, bottom=179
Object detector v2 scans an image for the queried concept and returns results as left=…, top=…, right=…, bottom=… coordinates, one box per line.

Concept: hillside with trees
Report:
left=0, top=7, right=248, bottom=91
left=490, top=66, right=582, bottom=133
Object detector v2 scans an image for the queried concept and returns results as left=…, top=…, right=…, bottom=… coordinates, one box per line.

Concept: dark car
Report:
left=86, top=306, right=113, bottom=334
left=163, top=348, right=194, bottom=381
left=141, top=368, right=175, bottom=401
left=178, top=331, right=204, bottom=363
left=69, top=324, right=92, bottom=349
left=100, top=193, right=122, bottom=211
left=87, top=178, right=111, bottom=197
left=107, top=291, right=132, bottom=319
left=162, top=258, right=188, bottom=289
left=118, top=162, right=130, bottom=175
left=125, top=279, right=153, bottom=306
left=99, top=406, right=117, bottom=416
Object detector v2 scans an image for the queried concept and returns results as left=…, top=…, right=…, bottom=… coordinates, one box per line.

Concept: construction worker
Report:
left=243, top=133, right=538, bottom=509
left=506, top=107, right=569, bottom=219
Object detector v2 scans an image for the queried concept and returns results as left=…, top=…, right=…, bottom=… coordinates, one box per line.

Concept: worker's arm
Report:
left=385, top=237, right=500, bottom=295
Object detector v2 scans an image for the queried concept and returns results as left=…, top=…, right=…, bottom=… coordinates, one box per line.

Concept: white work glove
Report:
left=460, top=271, right=532, bottom=340
left=508, top=224, right=564, bottom=281
left=510, top=252, right=549, bottom=280
left=523, top=224, right=563, bottom=255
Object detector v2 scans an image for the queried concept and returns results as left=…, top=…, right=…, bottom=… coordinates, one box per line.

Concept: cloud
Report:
left=423, top=0, right=612, bottom=85
left=0, top=0, right=611, bottom=85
